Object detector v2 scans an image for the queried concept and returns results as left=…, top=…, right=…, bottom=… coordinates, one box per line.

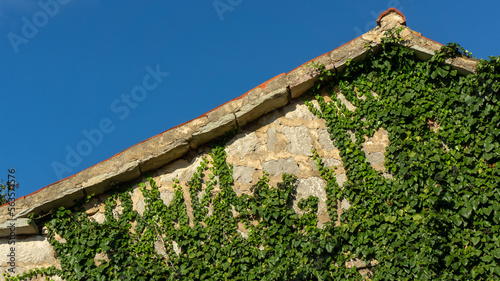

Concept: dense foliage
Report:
left=5, top=145, right=336, bottom=281
left=305, top=29, right=500, bottom=279
left=4, top=29, right=500, bottom=280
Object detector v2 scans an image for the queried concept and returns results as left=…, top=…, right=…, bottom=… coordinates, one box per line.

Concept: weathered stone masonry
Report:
left=0, top=8, right=478, bottom=279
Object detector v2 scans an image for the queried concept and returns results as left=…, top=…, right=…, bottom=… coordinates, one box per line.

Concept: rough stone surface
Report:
left=284, top=103, right=316, bottom=120
left=83, top=198, right=101, bottom=216
left=362, top=128, right=390, bottom=154
left=341, top=198, right=351, bottom=210
left=0, top=218, right=38, bottom=237
left=233, top=166, right=256, bottom=184
left=262, top=158, right=300, bottom=176
left=237, top=229, right=249, bottom=239
left=160, top=188, right=175, bottom=206
left=112, top=205, right=124, bottom=220
left=172, top=240, right=181, bottom=256
left=94, top=252, right=110, bottom=267
left=236, top=87, right=290, bottom=127
left=362, top=128, right=390, bottom=171
left=154, top=240, right=167, bottom=258
left=0, top=236, right=60, bottom=278
left=324, top=158, right=342, bottom=168
left=366, top=152, right=385, bottom=165
left=378, top=11, right=405, bottom=29
left=226, top=132, right=260, bottom=159
left=282, top=126, right=313, bottom=156
left=90, top=212, right=106, bottom=224
left=267, top=127, right=277, bottom=151
left=158, top=157, right=204, bottom=185
left=294, top=177, right=329, bottom=224
left=135, top=199, right=146, bottom=216
left=336, top=173, right=347, bottom=187
left=319, top=129, right=335, bottom=152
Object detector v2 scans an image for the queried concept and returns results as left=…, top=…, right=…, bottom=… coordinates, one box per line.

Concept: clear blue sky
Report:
left=1, top=0, right=499, bottom=199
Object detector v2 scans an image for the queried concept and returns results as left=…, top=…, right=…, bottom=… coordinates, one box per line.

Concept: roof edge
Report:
left=377, top=7, right=406, bottom=26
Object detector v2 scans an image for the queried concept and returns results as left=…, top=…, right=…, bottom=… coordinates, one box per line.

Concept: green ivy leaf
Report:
left=436, top=67, right=449, bottom=77
left=471, top=236, right=480, bottom=245
left=385, top=215, right=397, bottom=223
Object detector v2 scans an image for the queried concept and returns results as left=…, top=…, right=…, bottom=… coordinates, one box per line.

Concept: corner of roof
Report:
left=377, top=7, right=406, bottom=27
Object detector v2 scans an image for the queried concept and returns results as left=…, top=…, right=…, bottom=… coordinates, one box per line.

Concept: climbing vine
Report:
left=4, top=138, right=336, bottom=281
left=304, top=29, right=500, bottom=279
left=4, top=29, right=500, bottom=280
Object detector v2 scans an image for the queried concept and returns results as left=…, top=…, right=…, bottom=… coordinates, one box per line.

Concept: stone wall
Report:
left=0, top=97, right=391, bottom=280
left=0, top=9, right=478, bottom=280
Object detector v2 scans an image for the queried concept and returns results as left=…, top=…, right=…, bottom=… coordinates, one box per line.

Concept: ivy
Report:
left=4, top=30, right=500, bottom=280
left=305, top=33, right=500, bottom=279
left=4, top=144, right=338, bottom=281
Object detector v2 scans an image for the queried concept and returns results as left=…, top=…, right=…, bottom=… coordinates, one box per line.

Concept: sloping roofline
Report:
left=0, top=8, right=478, bottom=236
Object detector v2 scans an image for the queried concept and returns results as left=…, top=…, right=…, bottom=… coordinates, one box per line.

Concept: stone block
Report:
left=14, top=187, right=86, bottom=221
left=366, top=152, right=385, bottom=165
left=0, top=218, right=38, bottom=238
left=138, top=139, right=191, bottom=172
left=341, top=198, right=351, bottom=210
left=294, top=177, right=328, bottom=223
left=282, top=126, right=313, bottom=156
left=154, top=240, right=167, bottom=258
left=284, top=103, right=316, bottom=121
left=235, top=88, right=290, bottom=127
left=94, top=252, right=110, bottom=267
left=287, top=66, right=318, bottom=99
left=0, top=235, right=59, bottom=268
left=262, top=158, right=299, bottom=176
left=225, top=132, right=261, bottom=160
left=267, top=127, right=277, bottom=151
left=135, top=199, right=146, bottom=216
left=83, top=198, right=101, bottom=216
left=158, top=157, right=204, bottom=184
left=318, top=129, right=336, bottom=152
left=191, top=113, right=237, bottom=148
left=233, top=166, right=256, bottom=184
left=90, top=212, right=106, bottom=224
left=323, top=158, right=342, bottom=168
left=261, top=74, right=288, bottom=93
left=336, top=173, right=347, bottom=187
